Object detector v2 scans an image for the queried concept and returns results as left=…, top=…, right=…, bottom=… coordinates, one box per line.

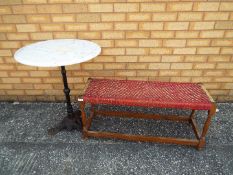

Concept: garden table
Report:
left=14, top=39, right=101, bottom=135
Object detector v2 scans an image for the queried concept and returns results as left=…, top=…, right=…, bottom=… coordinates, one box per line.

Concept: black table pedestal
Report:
left=48, top=66, right=82, bottom=135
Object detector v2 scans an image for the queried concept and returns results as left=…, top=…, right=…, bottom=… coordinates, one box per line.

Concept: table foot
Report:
left=48, top=110, right=82, bottom=136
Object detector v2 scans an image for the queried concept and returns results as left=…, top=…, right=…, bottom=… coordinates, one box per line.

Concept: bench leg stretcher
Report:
left=80, top=102, right=216, bottom=150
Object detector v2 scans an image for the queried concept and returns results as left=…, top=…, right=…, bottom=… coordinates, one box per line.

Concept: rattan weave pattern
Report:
left=83, top=79, right=212, bottom=110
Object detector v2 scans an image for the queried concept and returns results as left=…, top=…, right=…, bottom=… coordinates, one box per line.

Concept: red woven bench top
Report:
left=83, top=79, right=213, bottom=110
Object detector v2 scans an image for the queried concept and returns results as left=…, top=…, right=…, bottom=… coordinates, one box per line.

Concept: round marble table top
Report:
left=14, top=39, right=101, bottom=67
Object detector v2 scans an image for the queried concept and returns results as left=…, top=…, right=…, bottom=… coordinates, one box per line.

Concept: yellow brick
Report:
left=148, top=63, right=170, bottom=70
left=165, top=22, right=189, bottom=30
left=139, top=56, right=160, bottom=62
left=225, top=31, right=233, bottom=38
left=25, top=90, right=44, bottom=95
left=76, top=14, right=100, bottom=22
left=171, top=63, right=193, bottom=69
left=140, top=22, right=163, bottom=30
left=102, top=31, right=124, bottom=39
left=190, top=22, right=215, bottom=30
left=2, top=15, right=26, bottom=23
left=49, top=0, right=72, bottom=2
left=0, top=25, right=15, bottom=32
left=178, top=12, right=203, bottom=21
left=152, top=13, right=177, bottom=21
left=17, top=65, right=37, bottom=70
left=0, top=50, right=12, bottom=56
left=219, top=2, right=233, bottom=11
left=163, top=39, right=186, bottom=47
left=200, top=31, right=224, bottom=38
left=126, top=48, right=147, bottom=55
left=93, top=56, right=114, bottom=62
left=204, top=12, right=229, bottom=20
left=162, top=55, right=183, bottom=62
left=208, top=56, right=231, bottom=62
left=173, top=48, right=196, bottom=55
left=45, top=90, right=62, bottom=95
left=40, top=24, right=64, bottom=32
left=194, top=2, right=219, bottom=11
left=90, top=23, right=113, bottom=31
left=52, top=14, right=75, bottom=22
left=43, top=78, right=61, bottom=84
left=167, top=2, right=193, bottom=11
left=75, top=0, right=99, bottom=2
left=204, top=70, right=224, bottom=76
left=0, top=0, right=21, bottom=5
left=102, top=13, right=125, bottom=22
left=88, top=4, right=113, bottom=12
left=185, top=55, right=207, bottom=62
left=0, top=64, right=14, bottom=70
left=137, top=70, right=158, bottom=77
left=197, top=47, right=220, bottom=54
left=37, top=5, right=62, bottom=13
left=212, top=39, right=233, bottom=47
left=54, top=32, right=76, bottom=39
left=0, top=41, right=21, bottom=48
left=126, top=31, right=150, bottom=39
left=23, top=78, right=42, bottom=83
left=104, top=63, right=125, bottom=69
left=181, top=70, right=202, bottom=77
left=30, top=33, right=53, bottom=40
left=92, top=40, right=114, bottom=48
left=0, top=84, right=12, bottom=89
left=2, top=78, right=21, bottom=83
left=187, top=39, right=210, bottom=47
left=221, top=48, right=233, bottom=54
left=9, top=71, right=28, bottom=77
left=192, top=77, right=212, bottom=83
left=13, top=84, right=33, bottom=89
left=139, top=40, right=161, bottom=47
left=34, top=84, right=53, bottom=90
left=128, top=13, right=151, bottom=21
left=151, top=31, right=174, bottom=38
left=16, top=24, right=39, bottom=32
left=127, top=63, right=147, bottom=69
left=141, top=3, right=166, bottom=12
left=7, top=90, right=25, bottom=95
left=175, top=31, right=199, bottom=38
left=115, top=56, right=137, bottom=62
left=160, top=70, right=180, bottom=76
left=65, top=24, right=88, bottom=31
left=0, top=71, right=8, bottom=77
left=150, top=48, right=172, bottom=55
left=23, top=0, right=47, bottom=3
left=209, top=90, right=229, bottom=96
left=27, top=15, right=51, bottom=23
left=115, top=40, right=138, bottom=47
left=115, top=71, right=136, bottom=77
left=29, top=71, right=50, bottom=77
left=222, top=83, right=233, bottom=89
left=90, top=70, right=114, bottom=77
left=194, top=63, right=215, bottom=69
left=63, top=4, right=87, bottom=13
left=78, top=32, right=101, bottom=39
left=103, top=48, right=125, bottom=55
left=114, top=3, right=139, bottom=12
left=115, top=22, right=138, bottom=30
left=0, top=6, right=12, bottom=14
left=12, top=5, right=37, bottom=14
left=215, top=22, right=233, bottom=30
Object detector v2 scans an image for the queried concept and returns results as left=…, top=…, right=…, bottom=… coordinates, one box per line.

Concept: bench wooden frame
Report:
left=79, top=79, right=216, bottom=150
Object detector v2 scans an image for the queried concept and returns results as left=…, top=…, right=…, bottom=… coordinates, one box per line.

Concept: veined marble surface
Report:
left=14, top=39, right=101, bottom=67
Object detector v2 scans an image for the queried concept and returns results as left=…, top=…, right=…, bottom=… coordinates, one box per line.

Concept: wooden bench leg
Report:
left=197, top=103, right=216, bottom=150
left=80, top=101, right=88, bottom=139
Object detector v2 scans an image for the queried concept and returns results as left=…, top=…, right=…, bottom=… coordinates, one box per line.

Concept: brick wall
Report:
left=0, top=0, right=233, bottom=102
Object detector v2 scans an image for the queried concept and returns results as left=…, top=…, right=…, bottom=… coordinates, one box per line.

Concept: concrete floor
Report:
left=0, top=102, right=232, bottom=175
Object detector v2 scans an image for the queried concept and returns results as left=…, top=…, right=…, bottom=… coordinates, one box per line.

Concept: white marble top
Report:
left=14, top=39, right=101, bottom=67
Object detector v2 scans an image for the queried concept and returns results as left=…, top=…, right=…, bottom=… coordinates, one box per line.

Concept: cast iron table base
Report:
left=48, top=66, right=82, bottom=136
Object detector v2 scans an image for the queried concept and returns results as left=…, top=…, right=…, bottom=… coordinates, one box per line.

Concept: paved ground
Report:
left=0, top=102, right=232, bottom=175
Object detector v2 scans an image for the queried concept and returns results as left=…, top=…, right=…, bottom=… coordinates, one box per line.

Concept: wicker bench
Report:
left=78, top=78, right=216, bottom=150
